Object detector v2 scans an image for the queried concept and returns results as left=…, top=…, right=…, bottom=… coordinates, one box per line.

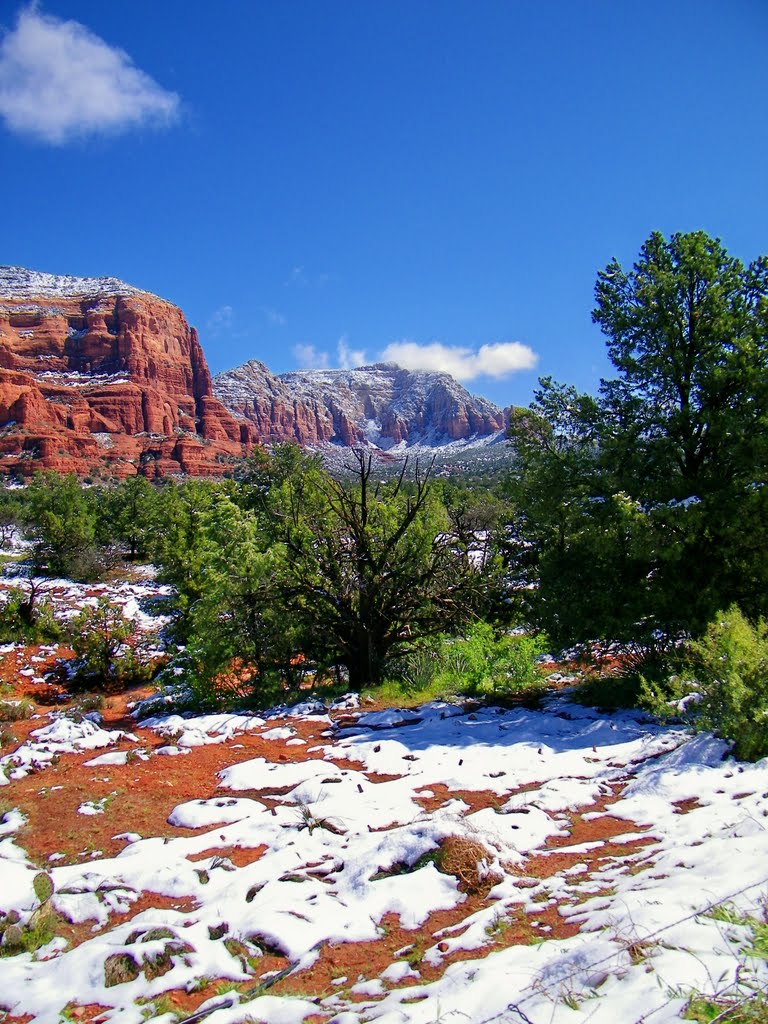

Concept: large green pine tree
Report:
left=593, top=230, right=768, bottom=502
left=509, top=230, right=768, bottom=643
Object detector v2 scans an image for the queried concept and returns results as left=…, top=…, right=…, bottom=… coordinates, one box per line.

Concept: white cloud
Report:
left=263, top=306, right=286, bottom=326
left=337, top=336, right=366, bottom=370
left=380, top=340, right=538, bottom=381
left=0, top=5, right=180, bottom=144
left=292, top=336, right=366, bottom=371
left=285, top=266, right=307, bottom=287
left=207, top=305, right=234, bottom=335
left=293, top=344, right=329, bottom=369
left=293, top=336, right=534, bottom=379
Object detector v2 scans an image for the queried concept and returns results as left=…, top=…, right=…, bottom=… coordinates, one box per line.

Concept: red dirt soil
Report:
left=0, top=648, right=661, bottom=1020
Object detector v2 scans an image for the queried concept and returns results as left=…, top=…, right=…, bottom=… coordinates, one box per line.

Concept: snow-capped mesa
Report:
left=0, top=265, right=246, bottom=478
left=0, top=264, right=513, bottom=473
left=0, top=265, right=151, bottom=301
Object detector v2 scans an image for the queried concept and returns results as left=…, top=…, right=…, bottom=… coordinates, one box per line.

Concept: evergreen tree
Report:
left=594, top=230, right=768, bottom=631
left=22, top=473, right=100, bottom=579
left=507, top=379, right=652, bottom=643
left=149, top=480, right=227, bottom=632
left=181, top=495, right=299, bottom=703
left=509, top=231, right=768, bottom=643
left=107, top=475, right=158, bottom=559
left=593, top=230, right=768, bottom=502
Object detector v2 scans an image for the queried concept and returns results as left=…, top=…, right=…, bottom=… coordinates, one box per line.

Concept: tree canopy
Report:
left=509, top=230, right=768, bottom=644
left=593, top=230, right=768, bottom=502
left=143, top=446, right=508, bottom=698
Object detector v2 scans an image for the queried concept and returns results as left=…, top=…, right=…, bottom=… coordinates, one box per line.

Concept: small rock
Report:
left=104, top=952, right=140, bottom=987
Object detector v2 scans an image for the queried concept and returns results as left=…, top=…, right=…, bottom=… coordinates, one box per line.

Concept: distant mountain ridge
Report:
left=213, top=360, right=507, bottom=450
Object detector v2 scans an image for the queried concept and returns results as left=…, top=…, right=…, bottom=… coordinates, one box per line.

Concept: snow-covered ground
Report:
left=0, top=561, right=174, bottom=630
left=0, top=687, right=767, bottom=1024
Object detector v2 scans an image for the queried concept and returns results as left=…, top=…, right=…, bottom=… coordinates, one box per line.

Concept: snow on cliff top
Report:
left=214, top=359, right=502, bottom=416
left=0, top=266, right=154, bottom=300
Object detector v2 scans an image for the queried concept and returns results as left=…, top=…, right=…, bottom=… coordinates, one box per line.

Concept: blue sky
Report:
left=1, top=1, right=766, bottom=409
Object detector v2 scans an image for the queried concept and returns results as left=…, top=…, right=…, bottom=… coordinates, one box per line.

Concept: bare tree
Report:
left=279, top=449, right=489, bottom=688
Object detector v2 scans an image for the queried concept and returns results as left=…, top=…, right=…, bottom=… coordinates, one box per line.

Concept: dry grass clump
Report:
left=0, top=697, right=35, bottom=722
left=104, top=952, right=141, bottom=987
left=436, top=835, right=503, bottom=897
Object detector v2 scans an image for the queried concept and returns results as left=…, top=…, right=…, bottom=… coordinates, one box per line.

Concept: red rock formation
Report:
left=0, top=267, right=509, bottom=478
left=0, top=269, right=252, bottom=478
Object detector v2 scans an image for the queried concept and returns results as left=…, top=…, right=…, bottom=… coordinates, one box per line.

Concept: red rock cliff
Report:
left=0, top=267, right=251, bottom=478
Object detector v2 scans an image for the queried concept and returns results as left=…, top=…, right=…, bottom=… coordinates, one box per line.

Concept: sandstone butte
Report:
left=0, top=271, right=255, bottom=478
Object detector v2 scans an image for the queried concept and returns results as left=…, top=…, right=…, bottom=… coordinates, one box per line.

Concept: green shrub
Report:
left=434, top=622, right=547, bottom=698
left=62, top=692, right=107, bottom=723
left=372, top=669, right=454, bottom=708
left=0, top=697, right=35, bottom=723
left=66, top=598, right=154, bottom=690
left=22, top=473, right=102, bottom=581
left=642, top=605, right=768, bottom=761
left=381, top=643, right=450, bottom=703
left=573, top=632, right=687, bottom=711
left=397, top=646, right=442, bottom=694
left=0, top=586, right=62, bottom=644
left=376, top=625, right=547, bottom=705
left=572, top=673, right=645, bottom=711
